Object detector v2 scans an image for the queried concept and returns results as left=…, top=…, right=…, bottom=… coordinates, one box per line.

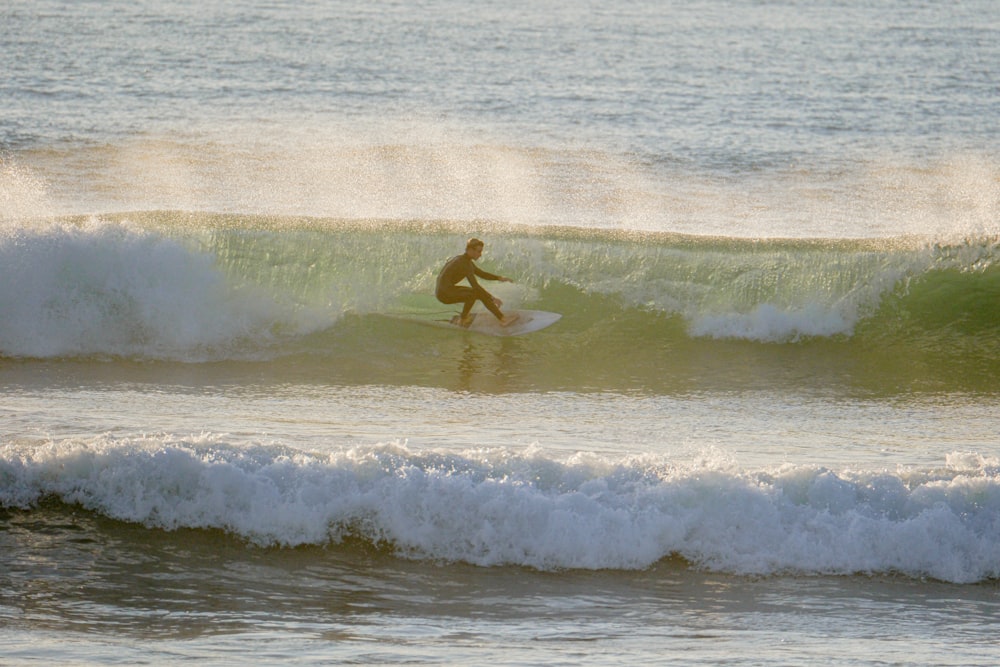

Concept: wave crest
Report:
left=3, top=436, right=998, bottom=583
left=0, top=218, right=326, bottom=359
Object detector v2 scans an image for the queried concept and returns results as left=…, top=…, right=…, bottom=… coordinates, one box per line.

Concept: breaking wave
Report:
left=2, top=435, right=998, bottom=584
left=1, top=213, right=997, bottom=357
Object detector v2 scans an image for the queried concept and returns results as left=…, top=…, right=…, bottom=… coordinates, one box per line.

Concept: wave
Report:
left=2, top=435, right=998, bottom=584
left=0, top=216, right=331, bottom=359
left=1, top=213, right=998, bottom=391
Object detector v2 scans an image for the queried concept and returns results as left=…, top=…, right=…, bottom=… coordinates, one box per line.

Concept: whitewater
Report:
left=4, top=434, right=1000, bottom=584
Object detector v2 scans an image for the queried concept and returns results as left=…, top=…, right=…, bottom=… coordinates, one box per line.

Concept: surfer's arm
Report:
left=466, top=270, right=504, bottom=307
left=473, top=265, right=512, bottom=282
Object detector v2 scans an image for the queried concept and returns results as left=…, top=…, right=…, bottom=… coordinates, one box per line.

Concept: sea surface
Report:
left=2, top=0, right=1000, bottom=664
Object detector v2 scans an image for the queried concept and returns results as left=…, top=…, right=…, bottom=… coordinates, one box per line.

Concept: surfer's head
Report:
left=466, top=238, right=485, bottom=259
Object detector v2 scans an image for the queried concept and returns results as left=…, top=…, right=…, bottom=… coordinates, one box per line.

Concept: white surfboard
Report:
left=445, top=309, right=561, bottom=336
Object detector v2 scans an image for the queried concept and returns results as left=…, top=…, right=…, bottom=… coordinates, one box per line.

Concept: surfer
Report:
left=436, top=238, right=519, bottom=327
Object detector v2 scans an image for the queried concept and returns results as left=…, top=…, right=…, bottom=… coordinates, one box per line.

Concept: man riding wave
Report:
left=435, top=238, right=519, bottom=327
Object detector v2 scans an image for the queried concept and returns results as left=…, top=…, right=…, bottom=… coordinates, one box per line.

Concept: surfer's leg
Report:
left=473, top=286, right=505, bottom=320
left=459, top=295, right=476, bottom=323
left=439, top=285, right=507, bottom=324
left=437, top=286, right=472, bottom=307
left=474, top=288, right=518, bottom=325
left=438, top=286, right=477, bottom=325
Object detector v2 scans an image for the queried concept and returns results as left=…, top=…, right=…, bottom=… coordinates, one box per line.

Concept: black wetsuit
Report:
left=435, top=253, right=504, bottom=320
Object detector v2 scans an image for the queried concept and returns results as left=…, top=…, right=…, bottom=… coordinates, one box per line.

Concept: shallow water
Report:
left=3, top=503, right=999, bottom=665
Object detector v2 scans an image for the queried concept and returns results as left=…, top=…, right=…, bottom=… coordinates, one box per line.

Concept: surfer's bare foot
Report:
left=500, top=313, right=520, bottom=327
left=459, top=315, right=475, bottom=328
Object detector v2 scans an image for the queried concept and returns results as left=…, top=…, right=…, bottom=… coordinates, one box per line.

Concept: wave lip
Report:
left=3, top=437, right=998, bottom=584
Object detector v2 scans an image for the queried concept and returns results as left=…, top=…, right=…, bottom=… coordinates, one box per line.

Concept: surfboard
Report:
left=444, top=309, right=561, bottom=337
left=380, top=309, right=561, bottom=337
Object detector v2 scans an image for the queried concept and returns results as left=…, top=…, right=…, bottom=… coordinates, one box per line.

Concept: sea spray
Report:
left=0, top=159, right=53, bottom=223
left=0, top=217, right=331, bottom=359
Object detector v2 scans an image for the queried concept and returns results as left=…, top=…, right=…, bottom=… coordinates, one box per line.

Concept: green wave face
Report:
left=5, top=212, right=999, bottom=396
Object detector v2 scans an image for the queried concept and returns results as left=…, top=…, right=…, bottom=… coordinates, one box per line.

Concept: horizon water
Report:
left=2, top=1, right=1000, bottom=665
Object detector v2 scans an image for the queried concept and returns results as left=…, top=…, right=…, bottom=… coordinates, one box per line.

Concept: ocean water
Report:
left=2, top=0, right=1000, bottom=664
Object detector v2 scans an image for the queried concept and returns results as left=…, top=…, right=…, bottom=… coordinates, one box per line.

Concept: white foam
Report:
left=688, top=302, right=855, bottom=342
left=680, top=245, right=927, bottom=342
left=3, top=437, right=998, bottom=583
left=0, top=218, right=327, bottom=359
